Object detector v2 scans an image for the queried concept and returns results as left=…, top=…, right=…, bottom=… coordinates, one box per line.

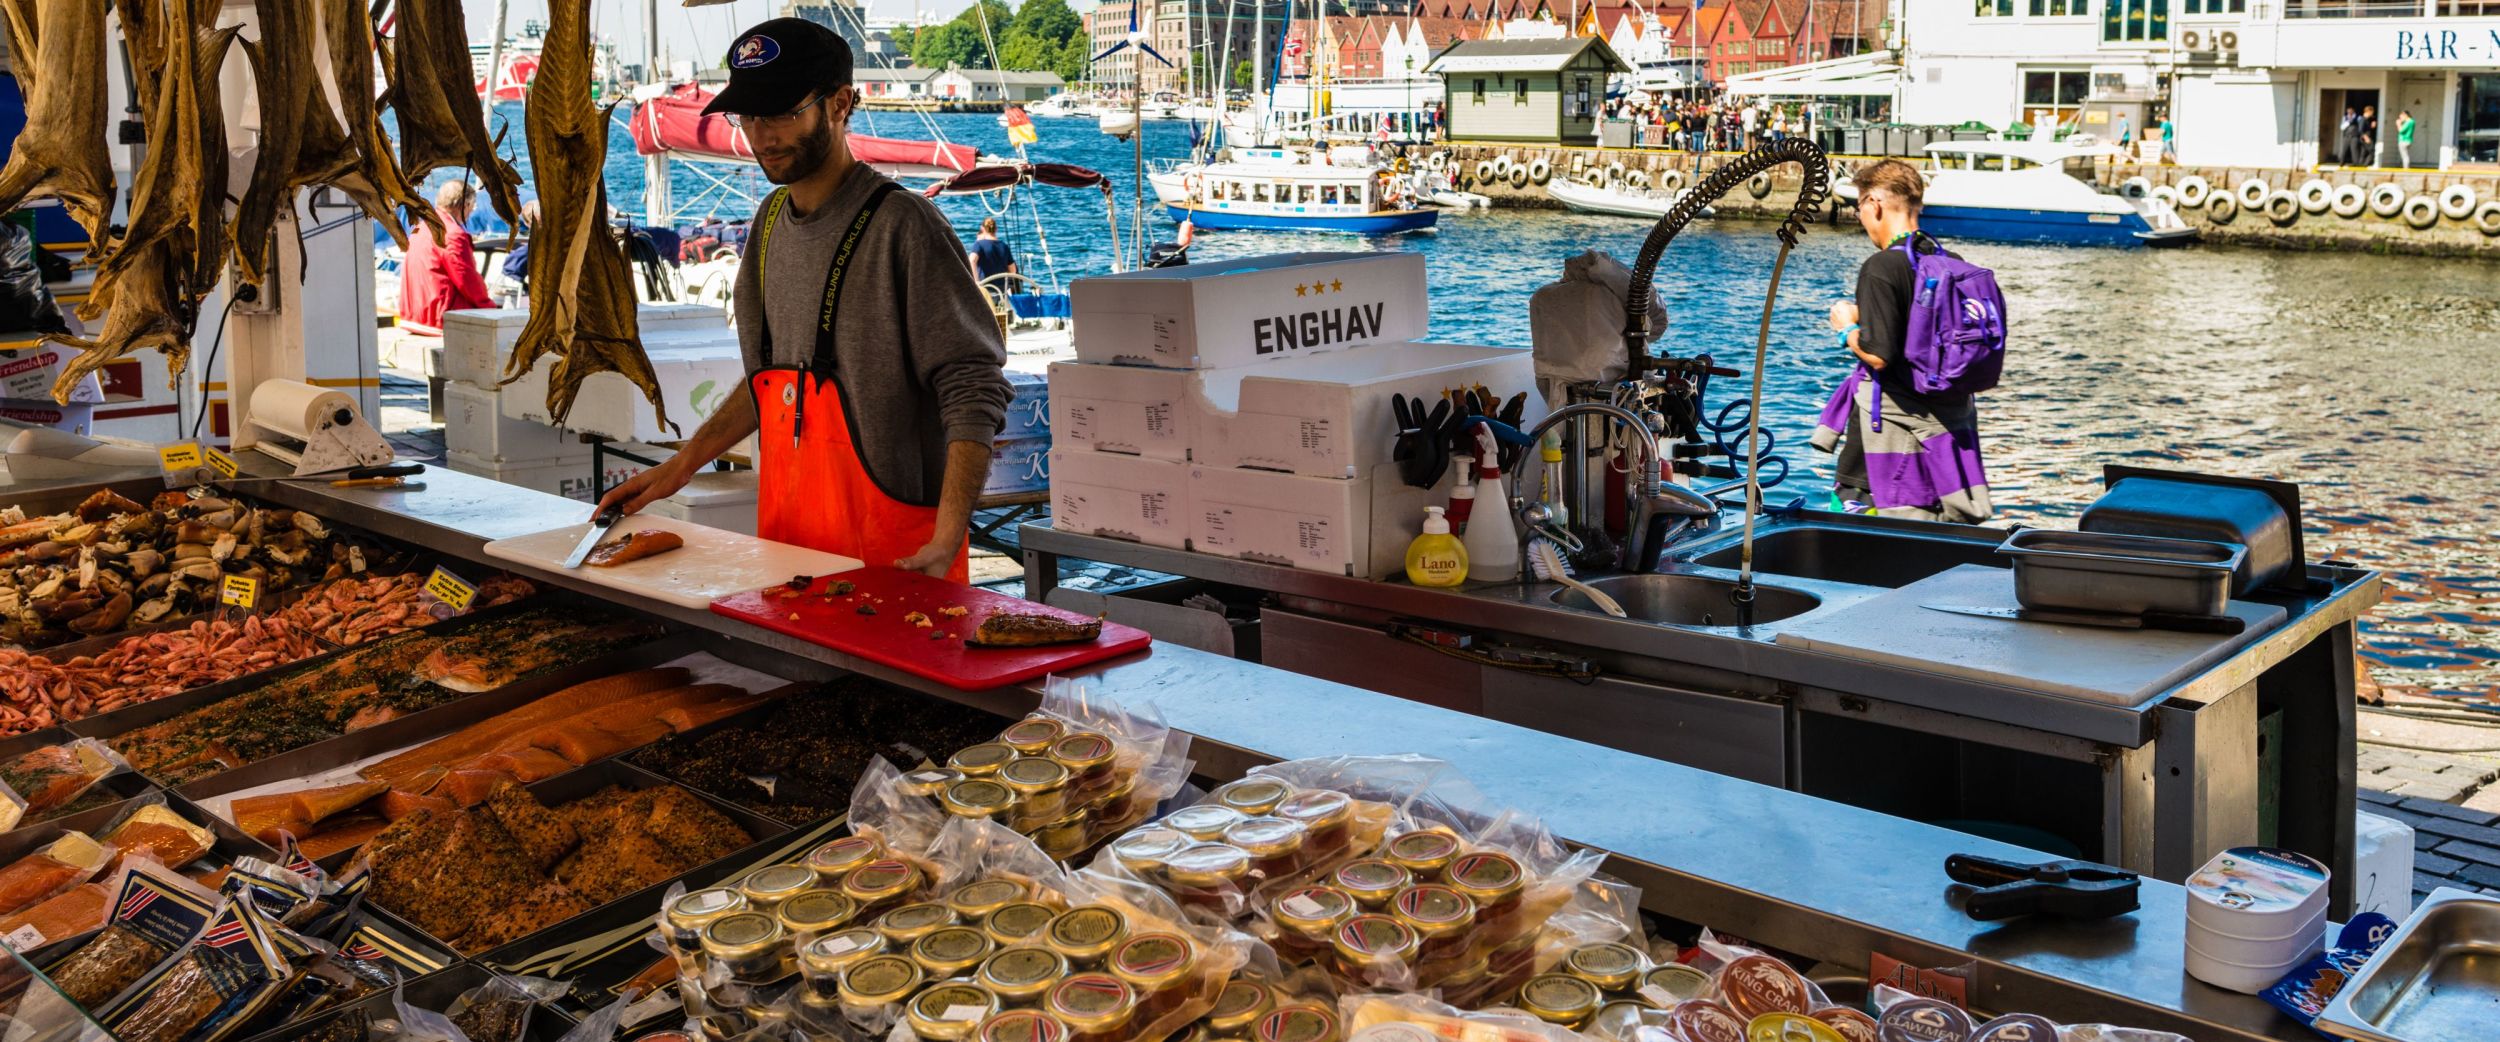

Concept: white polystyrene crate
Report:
left=1189, top=464, right=1374, bottom=577
left=1049, top=449, right=1190, bottom=549
left=442, top=379, right=582, bottom=463
left=1048, top=361, right=1191, bottom=461
left=1071, top=252, right=1427, bottom=369
left=647, top=469, right=760, bottom=536
left=1191, top=340, right=1540, bottom=479
left=445, top=303, right=729, bottom=387
left=446, top=446, right=659, bottom=504
left=500, top=330, right=741, bottom=440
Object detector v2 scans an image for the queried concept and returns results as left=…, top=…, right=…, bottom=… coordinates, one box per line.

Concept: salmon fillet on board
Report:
left=360, top=667, right=692, bottom=784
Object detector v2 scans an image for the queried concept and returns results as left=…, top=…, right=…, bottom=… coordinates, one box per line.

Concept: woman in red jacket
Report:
left=396, top=180, right=494, bottom=335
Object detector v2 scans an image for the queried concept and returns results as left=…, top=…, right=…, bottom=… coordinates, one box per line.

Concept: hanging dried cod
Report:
left=501, top=0, right=673, bottom=435
left=382, top=0, right=523, bottom=227
left=317, top=0, right=435, bottom=247
left=0, top=0, right=116, bottom=256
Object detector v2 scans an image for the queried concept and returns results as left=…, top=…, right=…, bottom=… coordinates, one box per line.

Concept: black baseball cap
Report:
left=703, top=18, right=853, bottom=117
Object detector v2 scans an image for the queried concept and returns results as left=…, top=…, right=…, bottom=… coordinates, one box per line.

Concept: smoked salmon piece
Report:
left=0, top=834, right=110, bottom=917
left=232, top=794, right=314, bottom=847
left=585, top=529, right=683, bottom=567
left=0, top=881, right=106, bottom=945
left=658, top=692, right=776, bottom=734
left=296, top=816, right=389, bottom=861
left=526, top=726, right=639, bottom=765
left=291, top=779, right=391, bottom=823
left=361, top=667, right=694, bottom=784
left=470, top=748, right=576, bottom=782
left=378, top=790, right=457, bottom=821
left=102, top=806, right=214, bottom=871
left=441, top=769, right=517, bottom=806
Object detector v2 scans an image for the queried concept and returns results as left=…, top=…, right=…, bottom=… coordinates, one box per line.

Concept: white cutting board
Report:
left=482, top=514, right=863, bottom=609
left=1771, top=564, right=2287, bottom=707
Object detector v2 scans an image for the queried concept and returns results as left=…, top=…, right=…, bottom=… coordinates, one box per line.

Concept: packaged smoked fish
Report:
left=0, top=830, right=115, bottom=920
left=219, top=856, right=336, bottom=927
left=99, top=798, right=218, bottom=872
left=445, top=974, right=570, bottom=1042
left=94, top=897, right=298, bottom=1042
left=0, top=739, right=130, bottom=820
left=41, top=860, right=219, bottom=1009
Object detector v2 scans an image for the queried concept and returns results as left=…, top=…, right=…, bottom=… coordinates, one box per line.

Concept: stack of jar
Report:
left=1503, top=941, right=1877, bottom=1042
left=1159, top=977, right=1349, bottom=1042
left=928, top=715, right=1154, bottom=861
left=1102, top=778, right=1383, bottom=921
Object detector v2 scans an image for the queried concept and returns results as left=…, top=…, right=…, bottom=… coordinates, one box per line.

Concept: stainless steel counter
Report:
left=1, top=463, right=2323, bottom=1041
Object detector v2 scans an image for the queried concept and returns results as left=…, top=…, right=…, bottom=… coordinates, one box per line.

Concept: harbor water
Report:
left=485, top=106, right=2498, bottom=706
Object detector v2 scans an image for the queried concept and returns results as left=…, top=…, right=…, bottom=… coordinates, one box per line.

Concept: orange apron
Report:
left=747, top=183, right=969, bottom=582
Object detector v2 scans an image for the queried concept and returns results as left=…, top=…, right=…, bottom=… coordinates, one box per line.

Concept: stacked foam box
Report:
left=985, top=369, right=1052, bottom=497
left=1052, top=252, right=1534, bottom=578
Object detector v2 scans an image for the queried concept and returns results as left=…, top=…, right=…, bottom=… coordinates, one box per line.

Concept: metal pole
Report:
left=484, top=0, right=511, bottom=123
left=643, top=0, right=670, bottom=225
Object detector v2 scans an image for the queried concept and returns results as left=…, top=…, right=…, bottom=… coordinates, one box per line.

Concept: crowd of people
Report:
left=1611, top=92, right=1821, bottom=152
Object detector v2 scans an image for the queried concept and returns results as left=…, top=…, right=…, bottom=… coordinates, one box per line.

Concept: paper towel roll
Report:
left=248, top=379, right=361, bottom=441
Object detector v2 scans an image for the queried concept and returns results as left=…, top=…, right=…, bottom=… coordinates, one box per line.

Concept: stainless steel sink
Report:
left=1684, top=525, right=2005, bottom=588
left=1552, top=573, right=1820, bottom=627
left=2320, top=887, right=2500, bottom=1042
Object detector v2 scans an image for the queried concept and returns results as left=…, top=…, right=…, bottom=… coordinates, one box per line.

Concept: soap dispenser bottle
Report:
left=1404, top=507, right=1469, bottom=587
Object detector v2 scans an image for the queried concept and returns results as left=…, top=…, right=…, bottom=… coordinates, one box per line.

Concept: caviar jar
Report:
left=1204, top=979, right=1273, bottom=1037
left=1388, top=885, right=1476, bottom=960
left=950, top=879, right=1031, bottom=922
left=1715, top=955, right=1808, bottom=1020
left=1164, top=805, right=1248, bottom=843
left=1382, top=829, right=1464, bottom=878
left=1049, top=733, right=1119, bottom=790
left=741, top=864, right=821, bottom=912
left=842, top=859, right=926, bottom=918
left=1001, top=717, right=1067, bottom=756
left=1108, top=932, right=1200, bottom=1020
left=805, top=835, right=885, bottom=884
left=799, top=929, right=886, bottom=998
left=1517, top=974, right=1602, bottom=1030
left=1443, top=851, right=1526, bottom=930
left=1331, top=914, right=1420, bottom=987
left=1034, top=810, right=1092, bottom=861
left=1045, top=974, right=1137, bottom=1042
left=900, top=767, right=965, bottom=798
left=1271, top=886, right=1356, bottom=961
left=950, top=743, right=1019, bottom=778
left=840, top=955, right=925, bottom=1020
left=665, top=888, right=749, bottom=960
left=914, top=925, right=999, bottom=979
left=1210, top=777, right=1295, bottom=817
left=1224, top=817, right=1310, bottom=880
left=1331, top=860, right=1411, bottom=911
left=1045, top=905, right=1131, bottom=968
left=1639, top=965, right=1712, bottom=1007
left=987, top=902, right=1062, bottom=946
left=779, top=890, right=861, bottom=939
left=1108, top=828, right=1192, bottom=880
left=1564, top=942, right=1645, bottom=993
left=703, top=912, right=795, bottom=985
left=878, top=902, right=962, bottom=946
left=908, top=983, right=1004, bottom=1042
left=979, top=1009, right=1071, bottom=1042
left=1001, top=757, right=1075, bottom=824
left=1254, top=1005, right=1341, bottom=1042
left=1162, top=844, right=1254, bottom=912
left=1270, top=790, right=1355, bottom=856
left=978, top=946, right=1069, bottom=1005
left=945, top=779, right=1019, bottom=823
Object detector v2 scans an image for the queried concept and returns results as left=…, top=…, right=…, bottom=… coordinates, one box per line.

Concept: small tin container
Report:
left=1000, top=717, right=1067, bottom=756
left=986, top=901, right=1063, bottom=946
left=741, top=864, right=821, bottom=912
left=1048, top=733, right=1119, bottom=788
left=1211, top=777, right=1295, bottom=817
left=1270, top=790, right=1355, bottom=855
left=703, top=912, right=795, bottom=985
left=1443, top=851, right=1526, bottom=927
left=1811, top=1008, right=1880, bottom=1042
left=1224, top=817, right=1310, bottom=879
left=979, top=1009, right=1071, bottom=1042
left=1162, top=844, right=1254, bottom=909
left=1389, top=884, right=1476, bottom=959
left=900, top=767, right=965, bottom=798
left=1593, top=1001, right=1654, bottom=1042
left=1872, top=998, right=1972, bottom=1042
left=1254, top=1005, right=1341, bottom=1042
left=1204, top=979, right=1273, bottom=1036
left=1330, top=914, right=1420, bottom=986
left=1165, top=805, right=1248, bottom=842
left=1968, top=1014, right=2055, bottom=1042
left=1382, top=828, right=1464, bottom=878
left=914, top=925, right=999, bottom=979
left=945, top=778, right=1020, bottom=822
left=908, top=983, right=1003, bottom=1042
left=950, top=743, right=1020, bottom=778
left=1107, top=828, right=1192, bottom=879
left=779, top=889, right=861, bottom=938
left=978, top=945, right=1069, bottom=1005
left=1001, top=756, right=1076, bottom=822
left=1716, top=955, right=1809, bottom=1019
left=1272, top=886, right=1357, bottom=960
left=1640, top=964, right=1714, bottom=1007
left=1045, top=905, right=1131, bottom=967
left=1045, top=974, right=1137, bottom=1042
left=1564, top=942, right=1645, bottom=993
left=842, top=858, right=926, bottom=916
left=1519, top=974, right=1603, bottom=1029
left=1665, top=1001, right=1751, bottom=1042
left=798, top=928, right=886, bottom=998
left=839, top=955, right=926, bottom=1019
left=805, top=836, right=885, bottom=883
left=1331, top=859, right=1412, bottom=910
left=665, top=888, right=749, bottom=958
left=878, top=902, right=962, bottom=946
left=950, top=879, right=1032, bottom=921
left=1108, top=932, right=1200, bottom=1020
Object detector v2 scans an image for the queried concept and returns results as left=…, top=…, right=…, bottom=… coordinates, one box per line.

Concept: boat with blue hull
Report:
left=1838, top=141, right=2196, bottom=248
left=1150, top=146, right=1440, bottom=235
left=1163, top=202, right=1439, bottom=234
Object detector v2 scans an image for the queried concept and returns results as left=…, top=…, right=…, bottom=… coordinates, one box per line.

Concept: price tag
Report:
left=203, top=446, right=239, bottom=481
left=1280, top=895, right=1325, bottom=919
left=944, top=1006, right=987, bottom=1022
left=422, top=566, right=477, bottom=615
left=1637, top=985, right=1677, bottom=1009
left=219, top=574, right=259, bottom=609
left=158, top=441, right=205, bottom=487
left=3, top=924, right=43, bottom=951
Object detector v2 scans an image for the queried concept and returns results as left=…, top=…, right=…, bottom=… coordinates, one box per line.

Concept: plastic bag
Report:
left=0, top=738, right=128, bottom=820
left=98, top=797, right=216, bottom=873
left=1528, top=250, right=1663, bottom=410
left=93, top=897, right=295, bottom=1042
left=0, top=220, right=68, bottom=338
left=1082, top=755, right=1407, bottom=926
left=445, top=975, right=569, bottom=1042
left=0, top=830, right=117, bottom=920
left=1018, top=676, right=1196, bottom=855
left=38, top=860, right=216, bottom=1009
left=1341, top=992, right=1585, bottom=1042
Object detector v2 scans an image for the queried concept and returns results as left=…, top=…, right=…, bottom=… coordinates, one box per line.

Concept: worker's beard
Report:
left=763, top=118, right=837, bottom=186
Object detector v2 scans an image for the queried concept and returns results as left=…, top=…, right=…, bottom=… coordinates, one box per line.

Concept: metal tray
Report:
left=1996, top=528, right=2243, bottom=617
left=2318, top=887, right=2500, bottom=1042
left=2099, top=464, right=2307, bottom=594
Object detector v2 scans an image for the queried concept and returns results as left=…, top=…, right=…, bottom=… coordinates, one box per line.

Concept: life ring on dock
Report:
left=1604, top=161, right=1626, bottom=184
left=2330, top=184, right=2366, bottom=219
left=2175, top=176, right=2209, bottom=208
left=1626, top=169, right=1651, bottom=189
left=2474, top=201, right=2500, bottom=236
left=1475, top=159, right=1496, bottom=183
left=1509, top=164, right=1531, bottom=189
left=2368, top=183, right=2406, bottom=218
left=2296, top=179, right=2333, bottom=214
left=2402, top=194, right=2440, bottom=229
left=1491, top=155, right=1515, bottom=178
left=2237, top=179, right=2272, bottom=209
left=1746, top=173, right=1772, bottom=199
left=1660, top=169, right=1687, bottom=192
left=2149, top=185, right=2179, bottom=209
left=2439, top=184, right=2478, bottom=220
left=2120, top=176, right=2152, bottom=200
left=2205, top=195, right=2238, bottom=225
left=1426, top=151, right=1447, bottom=171
left=2264, top=191, right=2301, bottom=226
left=1528, top=158, right=1552, bottom=185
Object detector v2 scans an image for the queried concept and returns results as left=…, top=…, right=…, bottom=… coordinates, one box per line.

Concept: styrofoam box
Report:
left=1048, top=361, right=1189, bottom=461
left=1001, top=369, right=1049, bottom=440
left=647, top=470, right=759, bottom=536
left=987, top=437, right=1051, bottom=496
left=443, top=302, right=729, bottom=387
left=1193, top=341, right=1540, bottom=479
left=447, top=446, right=659, bottom=504
left=442, top=379, right=583, bottom=463
left=501, top=331, right=744, bottom=442
left=1190, top=463, right=1441, bottom=579
left=1071, top=252, right=1427, bottom=369
left=1049, top=449, right=1189, bottom=549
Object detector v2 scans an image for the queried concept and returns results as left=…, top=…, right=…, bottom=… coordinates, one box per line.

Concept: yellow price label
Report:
left=423, top=566, right=477, bottom=613
left=219, top=574, right=259, bottom=609
left=158, top=442, right=201, bottom=472
left=204, top=446, right=239, bottom=480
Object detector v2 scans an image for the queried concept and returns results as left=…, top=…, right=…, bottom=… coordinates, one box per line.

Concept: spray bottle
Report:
left=1445, top=456, right=1475, bottom=535
left=1461, top=424, right=1520, bottom=582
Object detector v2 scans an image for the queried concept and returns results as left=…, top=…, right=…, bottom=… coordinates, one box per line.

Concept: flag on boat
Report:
left=1005, top=104, right=1039, bottom=147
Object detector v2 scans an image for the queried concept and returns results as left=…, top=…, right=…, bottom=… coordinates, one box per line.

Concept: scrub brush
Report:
left=1528, top=538, right=1626, bottom=618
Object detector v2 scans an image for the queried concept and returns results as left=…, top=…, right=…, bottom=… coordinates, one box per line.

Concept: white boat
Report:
left=1832, top=141, right=2197, bottom=248
left=1100, top=110, right=1139, bottom=139
left=1025, top=94, right=1092, bottom=119
left=1404, top=170, right=1490, bottom=210
left=1546, top=176, right=1703, bottom=220
left=1148, top=146, right=1439, bottom=234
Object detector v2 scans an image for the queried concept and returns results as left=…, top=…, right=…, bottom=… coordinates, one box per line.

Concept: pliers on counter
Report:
left=1945, top=853, right=2140, bottom=922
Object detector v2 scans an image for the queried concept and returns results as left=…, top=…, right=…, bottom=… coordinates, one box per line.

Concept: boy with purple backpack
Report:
left=1813, top=159, right=1997, bottom=523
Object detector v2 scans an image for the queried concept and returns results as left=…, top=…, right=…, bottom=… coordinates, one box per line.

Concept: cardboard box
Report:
left=1191, top=341, right=1539, bottom=479
left=441, top=379, right=583, bottom=463
left=1001, top=369, right=1049, bottom=440
left=0, top=398, right=93, bottom=435
left=987, top=437, right=1051, bottom=496
left=1047, top=361, right=1189, bottom=461
left=1190, top=463, right=1444, bottom=579
left=443, top=303, right=729, bottom=387
left=500, top=332, right=743, bottom=442
left=1049, top=449, right=1190, bottom=549
left=0, top=345, right=104, bottom=403
left=1071, top=252, right=1427, bottom=369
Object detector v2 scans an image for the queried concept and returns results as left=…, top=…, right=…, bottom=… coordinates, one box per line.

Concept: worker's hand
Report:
left=894, top=532, right=962, bottom=577
left=594, top=457, right=693, bottom=519
left=1828, top=301, right=1859, bottom=331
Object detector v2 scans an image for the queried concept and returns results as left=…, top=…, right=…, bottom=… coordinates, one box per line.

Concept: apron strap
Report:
left=750, top=181, right=903, bottom=380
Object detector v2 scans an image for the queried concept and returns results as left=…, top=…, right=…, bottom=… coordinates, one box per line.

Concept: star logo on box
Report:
left=733, top=35, right=779, bottom=68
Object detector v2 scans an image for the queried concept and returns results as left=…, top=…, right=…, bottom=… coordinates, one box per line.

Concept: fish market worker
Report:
left=595, top=18, right=1010, bottom=581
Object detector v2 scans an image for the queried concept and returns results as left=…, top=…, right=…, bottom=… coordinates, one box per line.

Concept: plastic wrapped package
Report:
left=1867, top=984, right=2192, bottom=1042
left=92, top=898, right=295, bottom=1042
left=944, top=677, right=1195, bottom=859
left=1447, top=873, right=1643, bottom=1016
left=444, top=975, right=571, bottom=1042
left=0, top=739, right=128, bottom=820
left=38, top=861, right=216, bottom=1008
left=98, top=798, right=216, bottom=873
left=1083, top=756, right=1408, bottom=926
left=1340, top=992, right=1587, bottom=1042
left=0, top=830, right=115, bottom=921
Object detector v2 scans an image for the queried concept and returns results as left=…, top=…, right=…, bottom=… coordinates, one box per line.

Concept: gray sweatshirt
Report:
left=734, top=162, right=1010, bottom=506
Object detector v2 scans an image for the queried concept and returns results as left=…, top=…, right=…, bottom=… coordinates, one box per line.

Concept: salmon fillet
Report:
left=525, top=725, right=639, bottom=765
left=295, top=815, right=387, bottom=862
left=377, top=790, right=456, bottom=821
left=0, top=881, right=106, bottom=945
left=291, top=779, right=390, bottom=822
left=232, top=794, right=314, bottom=846
left=360, top=667, right=693, bottom=784
left=585, top=530, right=682, bottom=567
left=441, top=769, right=516, bottom=806
left=469, top=748, right=577, bottom=782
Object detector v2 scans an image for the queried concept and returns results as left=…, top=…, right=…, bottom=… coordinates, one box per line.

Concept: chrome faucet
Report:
left=1515, top=401, right=1723, bottom=578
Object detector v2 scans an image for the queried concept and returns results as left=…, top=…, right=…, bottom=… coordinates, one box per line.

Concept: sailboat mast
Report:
left=644, top=0, right=671, bottom=225
left=484, top=0, right=510, bottom=122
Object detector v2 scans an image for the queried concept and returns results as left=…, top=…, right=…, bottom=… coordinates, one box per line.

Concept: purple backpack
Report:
left=1895, top=236, right=2007, bottom=397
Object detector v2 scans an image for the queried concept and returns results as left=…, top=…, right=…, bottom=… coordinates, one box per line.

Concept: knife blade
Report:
left=563, top=510, right=622, bottom=569
left=1923, top=604, right=2248, bottom=635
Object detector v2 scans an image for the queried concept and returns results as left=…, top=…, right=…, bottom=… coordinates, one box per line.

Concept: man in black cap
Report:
left=597, top=18, right=1009, bottom=582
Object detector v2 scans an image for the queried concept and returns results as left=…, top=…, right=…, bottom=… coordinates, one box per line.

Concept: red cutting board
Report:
left=711, top=567, right=1151, bottom=691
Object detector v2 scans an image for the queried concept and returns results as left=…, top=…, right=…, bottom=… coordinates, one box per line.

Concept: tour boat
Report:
left=1834, top=141, right=2197, bottom=248
left=1149, top=146, right=1439, bottom=234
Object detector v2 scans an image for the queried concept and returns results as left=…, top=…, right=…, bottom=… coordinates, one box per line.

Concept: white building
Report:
left=1895, top=0, right=2500, bottom=169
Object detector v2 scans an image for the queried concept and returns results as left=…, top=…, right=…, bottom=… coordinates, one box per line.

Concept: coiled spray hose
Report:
left=1619, top=140, right=1833, bottom=621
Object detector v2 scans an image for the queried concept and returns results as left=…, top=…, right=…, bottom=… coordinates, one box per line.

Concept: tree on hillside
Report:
left=997, top=0, right=1088, bottom=75
left=909, top=0, right=1017, bottom=69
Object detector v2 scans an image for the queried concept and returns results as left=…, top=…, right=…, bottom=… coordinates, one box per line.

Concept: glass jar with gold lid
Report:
left=944, top=779, right=1019, bottom=823
left=1000, top=717, right=1067, bottom=756
left=741, top=864, right=821, bottom=912
left=1033, top=809, right=1092, bottom=861
left=1443, top=851, right=1526, bottom=929
left=1043, top=905, right=1129, bottom=967
left=665, top=888, right=749, bottom=958
left=978, top=1009, right=1070, bottom=1042
left=906, top=983, right=1002, bottom=1042
left=839, top=955, right=925, bottom=1019
left=1330, top=860, right=1412, bottom=910
left=1330, top=915, right=1419, bottom=987
left=1047, top=733, right=1118, bottom=789
left=950, top=743, right=1018, bottom=778
left=900, top=767, right=965, bottom=798
left=1562, top=942, right=1644, bottom=993
left=878, top=902, right=962, bottom=946
left=701, top=912, right=795, bottom=985
left=1381, top=828, right=1464, bottom=878
left=1517, top=974, right=1602, bottom=1030
left=1253, top=1005, right=1341, bottom=1042
left=1000, top=757, right=1074, bottom=823
left=913, top=925, right=999, bottom=979
left=1044, top=974, right=1136, bottom=1042
left=806, top=835, right=885, bottom=883
left=1223, top=817, right=1309, bottom=880
left=1210, top=777, right=1294, bottom=817
left=1388, top=884, right=1475, bottom=959
left=1271, top=886, right=1356, bottom=961
left=1161, top=844, right=1253, bottom=911
left=841, top=859, right=925, bottom=917
left=948, top=879, right=1031, bottom=922
left=976, top=946, right=1068, bottom=1005
left=1270, top=791, right=1355, bottom=856
left=1204, top=979, right=1273, bottom=1037
left=1108, top=932, right=1199, bottom=1020
left=985, top=901, right=1062, bottom=947
left=779, top=889, right=861, bottom=938
left=1107, top=828, right=1191, bottom=880
left=1163, top=805, right=1247, bottom=843
left=799, top=928, right=886, bottom=997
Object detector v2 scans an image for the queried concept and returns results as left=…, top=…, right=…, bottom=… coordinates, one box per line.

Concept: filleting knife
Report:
left=1923, top=603, right=2245, bottom=635
left=563, top=509, right=622, bottom=569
